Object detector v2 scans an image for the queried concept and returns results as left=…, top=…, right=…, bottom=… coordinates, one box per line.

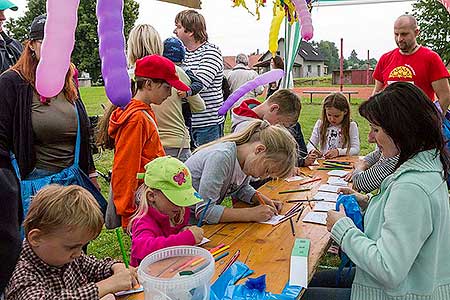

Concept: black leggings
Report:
left=301, top=268, right=355, bottom=300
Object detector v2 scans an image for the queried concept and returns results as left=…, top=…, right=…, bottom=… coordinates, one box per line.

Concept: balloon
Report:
left=269, top=7, right=285, bottom=56
left=97, top=0, right=131, bottom=108
left=218, top=69, right=285, bottom=116
left=36, top=0, right=80, bottom=98
left=292, top=0, right=314, bottom=41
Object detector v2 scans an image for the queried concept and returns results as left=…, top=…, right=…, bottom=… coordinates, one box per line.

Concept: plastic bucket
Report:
left=138, top=246, right=215, bottom=300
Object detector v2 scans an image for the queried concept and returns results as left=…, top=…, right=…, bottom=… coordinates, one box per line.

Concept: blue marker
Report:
left=197, top=198, right=212, bottom=227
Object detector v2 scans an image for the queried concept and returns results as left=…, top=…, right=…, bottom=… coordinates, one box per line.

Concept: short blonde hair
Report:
left=195, top=120, right=297, bottom=178
left=24, top=185, right=104, bottom=238
left=127, top=24, right=163, bottom=66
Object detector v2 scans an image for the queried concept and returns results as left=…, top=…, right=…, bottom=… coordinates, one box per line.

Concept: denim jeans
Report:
left=192, top=124, right=223, bottom=147
left=301, top=268, right=355, bottom=300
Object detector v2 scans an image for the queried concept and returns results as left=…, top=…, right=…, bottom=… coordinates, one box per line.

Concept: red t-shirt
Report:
left=373, top=46, right=450, bottom=100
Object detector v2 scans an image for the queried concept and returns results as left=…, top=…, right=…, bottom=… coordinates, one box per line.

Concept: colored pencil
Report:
left=323, top=162, right=352, bottom=169
left=214, top=251, right=229, bottom=262
left=278, top=188, right=311, bottom=195
left=308, top=139, right=320, bottom=152
left=274, top=211, right=299, bottom=226
left=219, top=250, right=240, bottom=277
left=197, top=198, right=213, bottom=227
left=286, top=198, right=324, bottom=203
left=209, top=243, right=226, bottom=253
left=255, top=191, right=266, bottom=206
left=191, top=257, right=206, bottom=267
left=210, top=245, right=230, bottom=257
left=296, top=206, right=306, bottom=223
left=317, top=167, right=345, bottom=171
left=115, top=228, right=129, bottom=268
left=289, top=218, right=296, bottom=236
left=299, top=177, right=322, bottom=186
left=299, top=171, right=313, bottom=178
left=326, top=160, right=351, bottom=165
left=285, top=202, right=303, bottom=216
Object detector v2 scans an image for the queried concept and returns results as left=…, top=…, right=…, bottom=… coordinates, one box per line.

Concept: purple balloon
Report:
left=218, top=69, right=285, bottom=116
left=97, top=0, right=131, bottom=108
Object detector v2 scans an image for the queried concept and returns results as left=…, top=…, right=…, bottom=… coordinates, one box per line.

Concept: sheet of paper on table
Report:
left=327, top=170, right=349, bottom=177
left=115, top=285, right=144, bottom=297
left=313, top=191, right=339, bottom=202
left=198, top=237, right=210, bottom=246
left=290, top=238, right=310, bottom=288
left=313, top=201, right=336, bottom=212
left=285, top=175, right=306, bottom=182
left=302, top=212, right=327, bottom=225
left=259, top=214, right=286, bottom=225
left=327, top=177, right=349, bottom=186
left=318, top=184, right=340, bottom=193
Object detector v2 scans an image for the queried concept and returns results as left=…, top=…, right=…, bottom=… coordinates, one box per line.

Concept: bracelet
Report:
left=89, top=171, right=98, bottom=178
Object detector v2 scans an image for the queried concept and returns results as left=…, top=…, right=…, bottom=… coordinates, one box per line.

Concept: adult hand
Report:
left=326, top=204, right=346, bottom=232
left=90, top=176, right=101, bottom=191
left=343, top=171, right=353, bottom=182
left=188, top=226, right=204, bottom=244
left=248, top=205, right=277, bottom=222
left=177, top=90, right=187, bottom=98
left=337, top=187, right=368, bottom=204
left=324, top=149, right=339, bottom=159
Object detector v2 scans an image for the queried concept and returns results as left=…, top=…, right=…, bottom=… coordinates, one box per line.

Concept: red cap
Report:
left=135, top=54, right=189, bottom=91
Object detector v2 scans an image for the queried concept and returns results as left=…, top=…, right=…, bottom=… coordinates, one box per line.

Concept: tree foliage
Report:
left=413, top=0, right=450, bottom=66
left=312, top=40, right=339, bottom=73
left=6, top=0, right=139, bottom=82
left=345, top=49, right=377, bottom=70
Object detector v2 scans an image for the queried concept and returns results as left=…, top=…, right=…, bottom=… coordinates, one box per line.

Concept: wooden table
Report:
left=303, top=90, right=359, bottom=103
left=119, top=157, right=359, bottom=300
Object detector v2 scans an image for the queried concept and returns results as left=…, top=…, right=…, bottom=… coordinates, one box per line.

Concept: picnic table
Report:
left=303, top=90, right=359, bottom=103
left=119, top=157, right=359, bottom=300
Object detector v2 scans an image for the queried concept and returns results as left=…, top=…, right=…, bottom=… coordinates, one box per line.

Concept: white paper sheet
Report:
left=285, top=175, right=306, bottom=182
left=327, top=170, right=350, bottom=177
left=197, top=237, right=210, bottom=246
left=302, top=212, right=327, bottom=225
left=259, top=214, right=286, bottom=225
left=318, top=184, right=340, bottom=193
left=313, top=191, right=339, bottom=202
left=313, top=202, right=336, bottom=212
left=115, top=286, right=144, bottom=297
left=327, top=177, right=349, bottom=186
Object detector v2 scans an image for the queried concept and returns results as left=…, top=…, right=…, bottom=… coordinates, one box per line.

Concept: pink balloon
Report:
left=218, top=69, right=285, bottom=116
left=292, top=0, right=314, bottom=41
left=36, top=0, right=80, bottom=98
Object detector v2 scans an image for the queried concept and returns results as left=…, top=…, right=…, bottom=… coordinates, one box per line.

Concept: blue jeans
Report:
left=192, top=124, right=223, bottom=147
left=301, top=268, right=354, bottom=300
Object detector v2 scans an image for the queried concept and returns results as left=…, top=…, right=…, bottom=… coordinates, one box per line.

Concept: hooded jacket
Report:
left=109, top=99, right=165, bottom=228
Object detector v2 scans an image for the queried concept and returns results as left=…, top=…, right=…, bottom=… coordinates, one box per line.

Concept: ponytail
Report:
left=96, top=104, right=117, bottom=150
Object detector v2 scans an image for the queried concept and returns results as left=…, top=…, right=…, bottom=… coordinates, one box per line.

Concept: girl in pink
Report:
left=129, top=156, right=204, bottom=267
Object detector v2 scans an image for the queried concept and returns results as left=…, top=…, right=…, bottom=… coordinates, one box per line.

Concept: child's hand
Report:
left=324, top=149, right=339, bottom=159
left=188, top=226, right=204, bottom=244
left=310, top=149, right=322, bottom=158
left=96, top=268, right=138, bottom=297
left=248, top=205, right=277, bottom=222
left=304, top=153, right=317, bottom=166
left=177, top=90, right=187, bottom=98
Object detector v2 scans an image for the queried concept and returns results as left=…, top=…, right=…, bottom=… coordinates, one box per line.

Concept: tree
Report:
left=346, top=49, right=361, bottom=69
left=6, top=0, right=139, bottom=82
left=312, top=40, right=339, bottom=73
left=413, top=0, right=450, bottom=66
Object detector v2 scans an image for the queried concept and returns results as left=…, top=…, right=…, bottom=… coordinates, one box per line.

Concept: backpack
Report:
left=0, top=32, right=23, bottom=74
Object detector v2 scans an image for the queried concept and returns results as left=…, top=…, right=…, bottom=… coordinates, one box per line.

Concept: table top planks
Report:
left=119, top=157, right=360, bottom=300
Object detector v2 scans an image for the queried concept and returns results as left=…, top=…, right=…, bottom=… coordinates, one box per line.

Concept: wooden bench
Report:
left=303, top=90, right=359, bottom=104
left=120, top=157, right=360, bottom=300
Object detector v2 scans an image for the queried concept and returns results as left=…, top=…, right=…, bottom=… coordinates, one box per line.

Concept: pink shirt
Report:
left=130, top=206, right=195, bottom=267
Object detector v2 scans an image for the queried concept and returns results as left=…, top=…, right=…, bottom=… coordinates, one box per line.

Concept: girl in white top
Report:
left=307, top=93, right=360, bottom=159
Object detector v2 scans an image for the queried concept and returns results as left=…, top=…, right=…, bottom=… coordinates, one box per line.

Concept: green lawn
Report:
left=79, top=86, right=375, bottom=266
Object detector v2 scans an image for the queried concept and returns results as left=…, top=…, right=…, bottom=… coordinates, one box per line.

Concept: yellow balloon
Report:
left=269, top=7, right=285, bottom=56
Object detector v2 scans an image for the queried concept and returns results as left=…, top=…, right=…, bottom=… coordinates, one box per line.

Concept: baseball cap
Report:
left=163, top=37, right=186, bottom=63
left=135, top=54, right=189, bottom=91
left=136, top=156, right=202, bottom=207
left=29, top=14, right=46, bottom=40
left=0, top=0, right=18, bottom=11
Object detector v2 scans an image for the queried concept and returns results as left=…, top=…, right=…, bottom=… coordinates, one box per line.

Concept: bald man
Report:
left=372, top=14, right=450, bottom=112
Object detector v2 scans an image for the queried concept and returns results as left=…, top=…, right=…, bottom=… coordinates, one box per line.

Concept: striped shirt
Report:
left=352, top=148, right=399, bottom=193
left=184, top=42, right=224, bottom=128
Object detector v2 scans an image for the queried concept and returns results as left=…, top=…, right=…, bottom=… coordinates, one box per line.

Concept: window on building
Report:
left=317, top=65, right=321, bottom=77
left=307, top=65, right=312, bottom=73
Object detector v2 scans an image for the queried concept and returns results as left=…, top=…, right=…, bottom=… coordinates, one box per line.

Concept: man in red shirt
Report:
left=372, top=14, right=450, bottom=112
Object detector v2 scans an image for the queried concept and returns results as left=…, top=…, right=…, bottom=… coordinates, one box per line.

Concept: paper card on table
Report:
left=318, top=184, right=340, bottom=193
left=197, top=237, right=210, bottom=246
left=313, top=202, right=336, bottom=212
left=285, top=175, right=306, bottom=182
left=259, top=214, right=286, bottom=225
left=313, top=191, right=339, bottom=202
left=115, top=285, right=144, bottom=297
left=302, top=212, right=327, bottom=225
left=290, top=238, right=310, bottom=287
left=327, top=170, right=349, bottom=177
left=312, top=159, right=319, bottom=166
left=327, top=177, right=349, bottom=186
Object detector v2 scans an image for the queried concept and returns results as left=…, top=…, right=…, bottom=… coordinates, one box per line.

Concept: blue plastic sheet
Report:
left=210, top=261, right=303, bottom=300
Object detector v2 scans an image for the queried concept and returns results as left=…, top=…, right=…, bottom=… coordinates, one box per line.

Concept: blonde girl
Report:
left=129, top=156, right=204, bottom=267
left=307, top=93, right=360, bottom=159
left=185, top=119, right=297, bottom=224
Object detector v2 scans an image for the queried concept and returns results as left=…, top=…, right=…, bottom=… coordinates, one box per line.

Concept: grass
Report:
left=79, top=87, right=375, bottom=267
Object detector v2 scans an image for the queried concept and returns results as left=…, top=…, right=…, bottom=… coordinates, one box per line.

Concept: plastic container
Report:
left=138, top=246, right=215, bottom=300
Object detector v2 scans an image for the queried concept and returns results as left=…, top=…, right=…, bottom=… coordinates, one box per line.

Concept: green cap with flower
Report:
left=136, top=156, right=202, bottom=207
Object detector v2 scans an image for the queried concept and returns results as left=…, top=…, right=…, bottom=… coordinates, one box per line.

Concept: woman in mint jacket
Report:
left=306, top=82, right=450, bottom=300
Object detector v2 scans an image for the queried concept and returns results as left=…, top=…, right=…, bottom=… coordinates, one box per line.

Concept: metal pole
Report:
left=340, top=38, right=343, bottom=92
left=367, top=49, right=370, bottom=86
